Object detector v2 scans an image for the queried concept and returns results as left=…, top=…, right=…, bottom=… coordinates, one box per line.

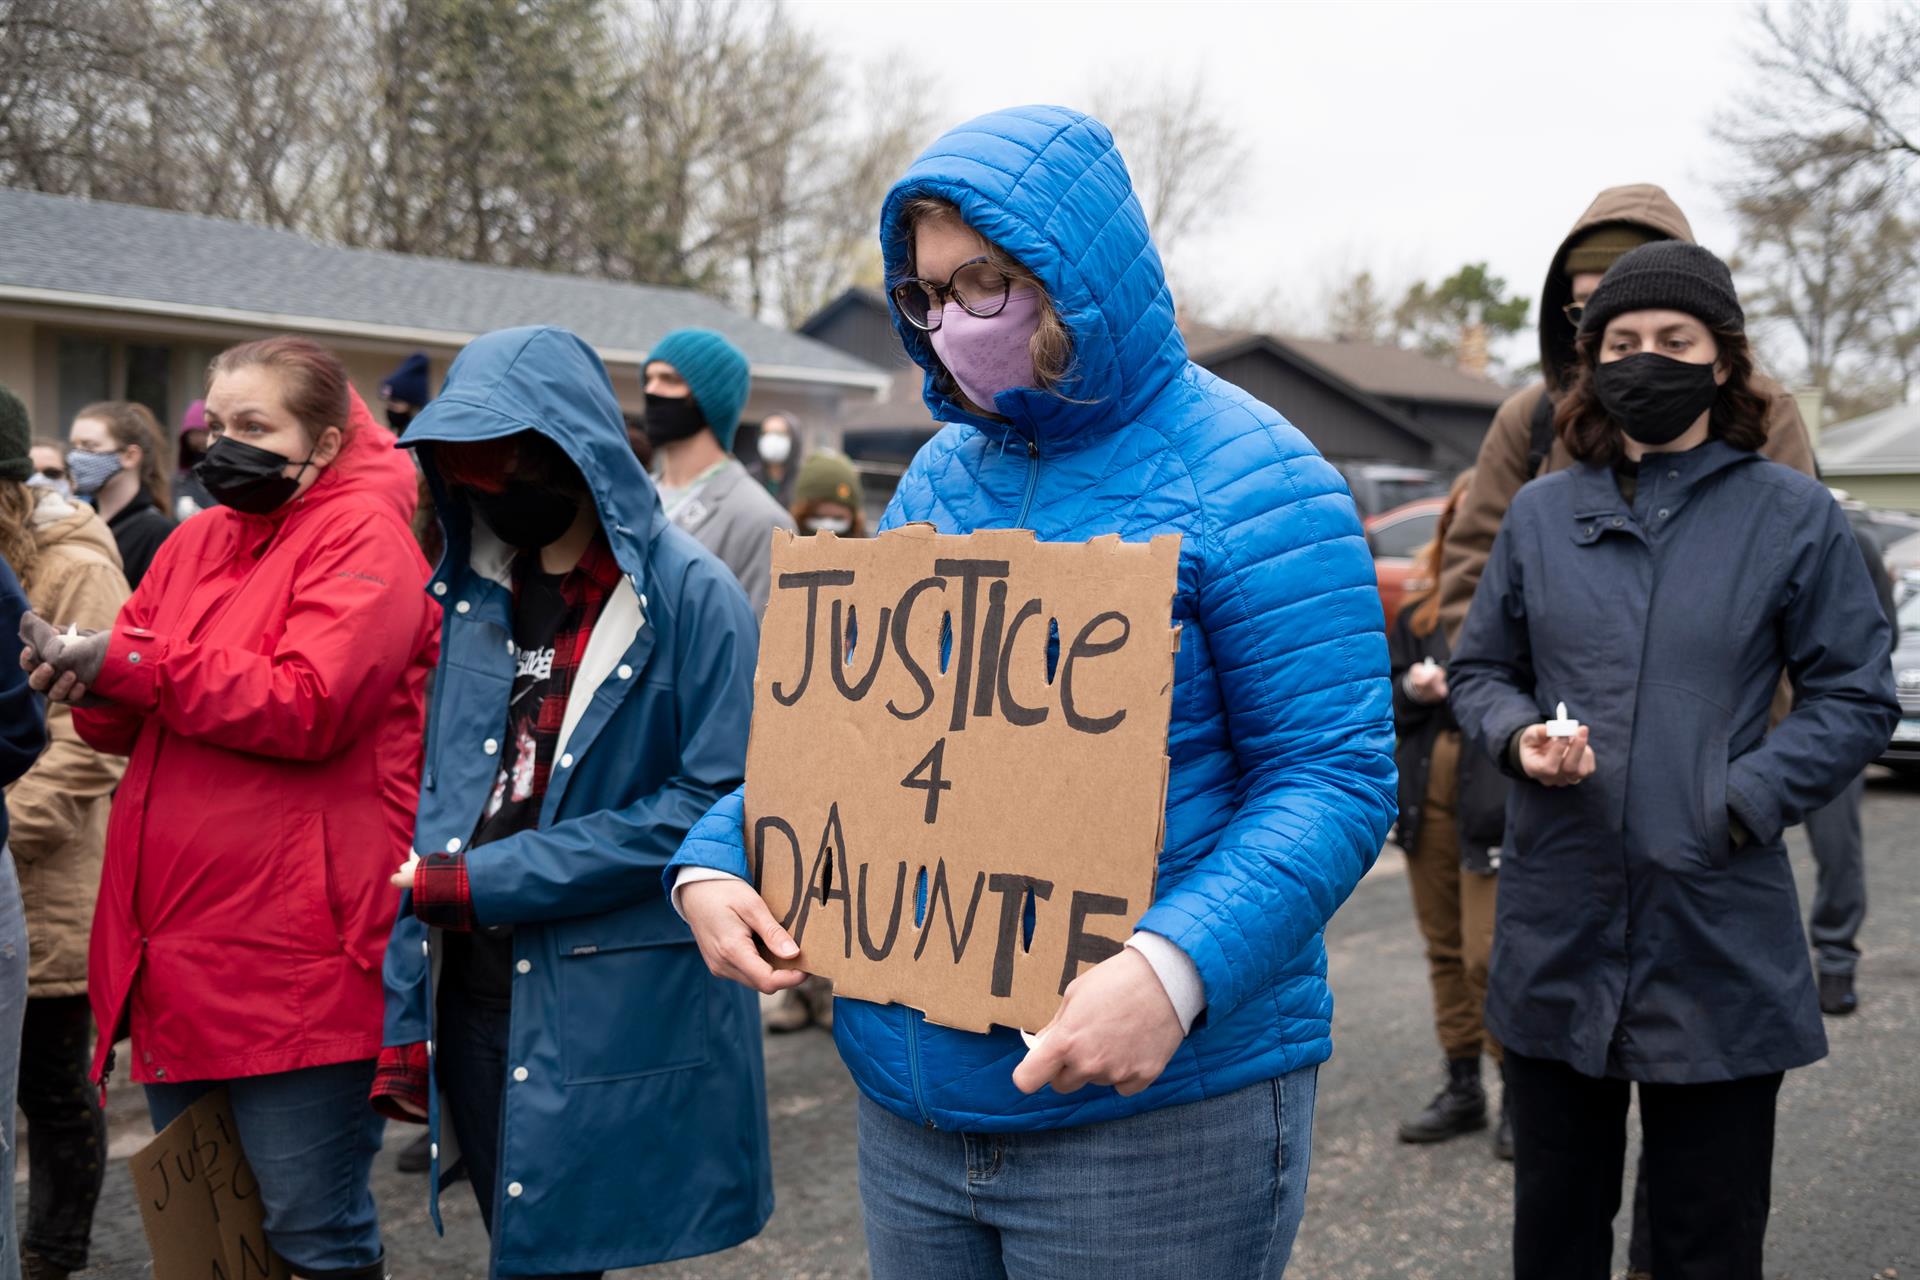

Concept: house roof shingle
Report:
left=0, top=187, right=885, bottom=387
left=1820, top=401, right=1920, bottom=477
left=1184, top=325, right=1512, bottom=409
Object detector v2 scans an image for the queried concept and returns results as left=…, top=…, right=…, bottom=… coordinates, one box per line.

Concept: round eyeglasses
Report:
left=891, top=256, right=1014, bottom=332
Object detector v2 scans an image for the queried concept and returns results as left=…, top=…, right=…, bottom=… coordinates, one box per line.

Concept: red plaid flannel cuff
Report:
left=412, top=853, right=475, bottom=931
left=369, top=1043, right=429, bottom=1124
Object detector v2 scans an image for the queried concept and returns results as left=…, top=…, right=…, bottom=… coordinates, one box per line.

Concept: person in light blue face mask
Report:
left=64, top=403, right=174, bottom=588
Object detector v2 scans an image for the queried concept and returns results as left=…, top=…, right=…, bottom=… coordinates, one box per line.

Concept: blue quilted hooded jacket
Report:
left=670, top=105, right=1395, bottom=1132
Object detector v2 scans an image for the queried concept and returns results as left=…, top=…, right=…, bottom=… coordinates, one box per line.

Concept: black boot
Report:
left=1397, top=1057, right=1487, bottom=1143
left=1493, top=1089, right=1514, bottom=1160
left=1819, top=971, right=1857, bottom=1016
left=396, top=1130, right=432, bottom=1173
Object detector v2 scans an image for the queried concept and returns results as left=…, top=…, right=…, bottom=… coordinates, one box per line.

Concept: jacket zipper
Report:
left=904, top=1007, right=935, bottom=1127
left=1015, top=434, right=1041, bottom=528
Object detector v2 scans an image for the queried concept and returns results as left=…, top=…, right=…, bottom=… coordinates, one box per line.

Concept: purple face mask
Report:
left=928, top=289, right=1042, bottom=412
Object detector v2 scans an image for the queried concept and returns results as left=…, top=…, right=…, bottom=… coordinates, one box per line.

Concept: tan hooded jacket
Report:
left=4, top=490, right=130, bottom=995
left=1437, top=184, right=1816, bottom=642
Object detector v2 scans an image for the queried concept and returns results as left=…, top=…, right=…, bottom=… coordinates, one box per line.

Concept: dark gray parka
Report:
left=1450, top=440, right=1897, bottom=1083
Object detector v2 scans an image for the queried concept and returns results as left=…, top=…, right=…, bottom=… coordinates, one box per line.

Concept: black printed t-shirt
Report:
left=442, top=537, right=618, bottom=1005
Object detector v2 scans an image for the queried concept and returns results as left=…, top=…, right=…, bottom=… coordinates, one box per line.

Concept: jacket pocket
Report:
left=552, top=906, right=711, bottom=1083
left=1699, top=734, right=1732, bottom=871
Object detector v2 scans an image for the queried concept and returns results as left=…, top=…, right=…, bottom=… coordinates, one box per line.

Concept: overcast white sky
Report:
left=794, top=0, right=1765, bottom=362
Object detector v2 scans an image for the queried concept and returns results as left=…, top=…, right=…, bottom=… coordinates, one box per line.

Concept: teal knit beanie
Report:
left=647, top=328, right=752, bottom=452
left=0, top=383, right=32, bottom=482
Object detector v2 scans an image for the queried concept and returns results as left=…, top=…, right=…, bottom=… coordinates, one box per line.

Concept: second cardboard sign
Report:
left=746, top=525, right=1181, bottom=1035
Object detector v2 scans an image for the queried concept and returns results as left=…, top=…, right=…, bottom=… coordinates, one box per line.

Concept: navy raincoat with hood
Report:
left=670, top=106, right=1398, bottom=1132
left=381, top=327, right=771, bottom=1272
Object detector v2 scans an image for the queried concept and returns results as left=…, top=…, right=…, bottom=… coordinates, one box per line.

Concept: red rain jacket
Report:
left=75, top=391, right=437, bottom=1086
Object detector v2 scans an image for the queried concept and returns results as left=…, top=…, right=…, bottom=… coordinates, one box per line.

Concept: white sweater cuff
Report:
left=1125, top=930, right=1206, bottom=1034
left=669, top=866, right=745, bottom=920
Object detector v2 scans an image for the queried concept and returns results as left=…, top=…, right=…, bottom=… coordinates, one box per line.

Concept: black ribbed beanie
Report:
left=0, top=383, right=32, bottom=482
left=1578, top=241, right=1744, bottom=338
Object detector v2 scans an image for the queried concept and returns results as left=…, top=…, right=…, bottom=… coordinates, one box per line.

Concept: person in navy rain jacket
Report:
left=1449, top=242, right=1899, bottom=1279
left=1, top=552, right=50, bottom=1280
left=670, top=105, right=1396, bottom=1280
left=376, top=326, right=771, bottom=1278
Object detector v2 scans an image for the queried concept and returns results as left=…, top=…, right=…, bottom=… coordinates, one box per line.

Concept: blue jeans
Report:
left=858, top=1067, right=1318, bottom=1280
left=145, top=1060, right=385, bottom=1273
left=0, top=851, right=28, bottom=1280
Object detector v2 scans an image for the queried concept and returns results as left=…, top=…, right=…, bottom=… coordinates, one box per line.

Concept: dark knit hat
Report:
left=647, top=329, right=752, bottom=452
left=0, top=383, right=33, bottom=482
left=796, top=450, right=863, bottom=510
left=1564, top=224, right=1660, bottom=277
left=1578, top=241, right=1744, bottom=339
left=381, top=352, right=431, bottom=406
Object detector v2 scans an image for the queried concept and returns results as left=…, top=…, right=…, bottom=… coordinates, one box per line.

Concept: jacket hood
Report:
left=1540, top=184, right=1693, bottom=393
left=399, top=326, right=662, bottom=585
left=29, top=488, right=121, bottom=565
left=879, top=105, right=1185, bottom=445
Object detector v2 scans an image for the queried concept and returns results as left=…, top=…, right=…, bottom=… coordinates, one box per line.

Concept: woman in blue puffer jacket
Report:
left=670, top=105, right=1395, bottom=1279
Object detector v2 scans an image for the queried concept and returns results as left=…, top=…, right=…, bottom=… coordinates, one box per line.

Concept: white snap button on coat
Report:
left=426, top=1039, right=434, bottom=1055
left=430, top=1143, right=439, bottom=1158
left=127, top=652, right=141, bottom=663
left=507, top=1181, right=523, bottom=1198
left=513, top=1066, right=529, bottom=1082
left=484, top=739, right=499, bottom=755
left=455, top=601, right=471, bottom=615
left=617, top=664, right=633, bottom=680
left=446, top=837, right=462, bottom=853
left=421, top=939, right=430, bottom=956
left=433, top=582, right=448, bottom=596
left=559, top=753, right=574, bottom=768
left=507, top=639, right=516, bottom=656
left=516, top=959, right=531, bottom=974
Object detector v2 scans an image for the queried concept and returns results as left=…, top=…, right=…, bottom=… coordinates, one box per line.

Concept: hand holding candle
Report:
left=1518, top=701, right=1595, bottom=787
left=1407, top=657, right=1449, bottom=704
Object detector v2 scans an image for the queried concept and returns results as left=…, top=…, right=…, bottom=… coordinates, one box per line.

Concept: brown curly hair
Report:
left=0, top=482, right=40, bottom=591
left=1554, top=324, right=1772, bottom=467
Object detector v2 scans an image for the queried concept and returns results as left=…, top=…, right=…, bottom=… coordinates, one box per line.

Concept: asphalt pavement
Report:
left=41, top=774, right=1920, bottom=1279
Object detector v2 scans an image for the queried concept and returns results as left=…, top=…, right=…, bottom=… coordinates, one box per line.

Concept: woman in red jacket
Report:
left=21, top=337, right=437, bottom=1279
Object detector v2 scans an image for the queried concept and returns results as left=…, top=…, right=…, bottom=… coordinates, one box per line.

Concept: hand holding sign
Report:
left=681, top=877, right=806, bottom=994
left=1011, top=946, right=1183, bottom=1096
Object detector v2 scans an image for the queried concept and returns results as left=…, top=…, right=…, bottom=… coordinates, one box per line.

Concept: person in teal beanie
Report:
left=642, top=328, right=792, bottom=618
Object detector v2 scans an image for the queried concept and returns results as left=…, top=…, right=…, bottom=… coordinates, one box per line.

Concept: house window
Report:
left=56, top=337, right=112, bottom=430
left=51, top=335, right=174, bottom=435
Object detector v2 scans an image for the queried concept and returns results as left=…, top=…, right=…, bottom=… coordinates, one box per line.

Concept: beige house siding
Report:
left=1827, top=474, right=1920, bottom=514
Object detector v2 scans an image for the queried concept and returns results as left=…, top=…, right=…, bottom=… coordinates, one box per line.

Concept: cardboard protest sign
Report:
left=746, top=525, right=1180, bottom=1034
left=128, top=1087, right=290, bottom=1280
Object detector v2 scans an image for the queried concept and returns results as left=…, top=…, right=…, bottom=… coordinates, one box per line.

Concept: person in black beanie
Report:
left=380, top=352, right=431, bottom=434
left=1449, top=241, right=1899, bottom=1279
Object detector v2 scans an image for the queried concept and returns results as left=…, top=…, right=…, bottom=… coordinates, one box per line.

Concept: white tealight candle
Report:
left=64, top=623, right=78, bottom=640
left=1546, top=701, right=1580, bottom=739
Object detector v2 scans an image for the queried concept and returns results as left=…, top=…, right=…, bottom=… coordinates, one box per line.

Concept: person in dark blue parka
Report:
left=1, top=552, right=50, bottom=1276
left=670, top=106, right=1396, bottom=1279
left=376, top=327, right=771, bottom=1277
left=1449, top=242, right=1899, bottom=1280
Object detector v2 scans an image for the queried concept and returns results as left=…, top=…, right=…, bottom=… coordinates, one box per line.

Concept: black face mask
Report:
left=643, top=393, right=706, bottom=446
left=386, top=406, right=415, bottom=433
left=194, top=436, right=315, bottom=515
left=467, top=484, right=581, bottom=550
left=1593, top=352, right=1721, bottom=446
